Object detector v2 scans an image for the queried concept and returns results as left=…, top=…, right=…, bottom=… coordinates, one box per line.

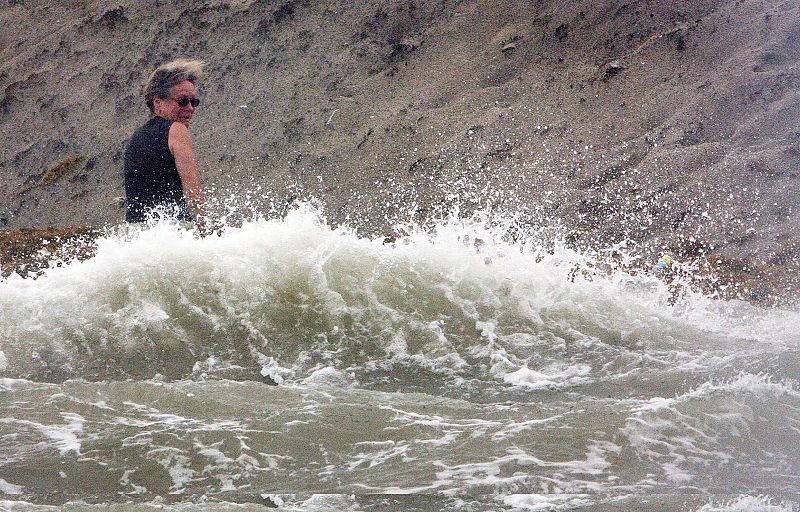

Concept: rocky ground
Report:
left=2, top=0, right=799, bottom=304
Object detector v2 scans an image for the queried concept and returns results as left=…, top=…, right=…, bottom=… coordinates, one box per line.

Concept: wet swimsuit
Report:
left=124, top=116, right=192, bottom=223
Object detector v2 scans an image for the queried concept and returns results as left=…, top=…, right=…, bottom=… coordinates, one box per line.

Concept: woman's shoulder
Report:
left=149, top=116, right=174, bottom=129
left=137, top=116, right=174, bottom=140
left=127, top=117, right=173, bottom=152
left=132, top=116, right=172, bottom=134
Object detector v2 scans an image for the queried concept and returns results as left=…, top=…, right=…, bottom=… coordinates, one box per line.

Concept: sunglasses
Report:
left=174, top=97, right=200, bottom=108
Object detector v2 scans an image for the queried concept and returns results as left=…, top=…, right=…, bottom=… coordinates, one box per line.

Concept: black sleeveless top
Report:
left=124, top=116, right=192, bottom=223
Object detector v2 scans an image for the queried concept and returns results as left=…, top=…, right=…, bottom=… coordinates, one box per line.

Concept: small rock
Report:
left=602, top=60, right=626, bottom=81
left=500, top=42, right=516, bottom=53
left=490, top=23, right=522, bottom=47
left=94, top=6, right=127, bottom=29
left=388, top=38, right=420, bottom=62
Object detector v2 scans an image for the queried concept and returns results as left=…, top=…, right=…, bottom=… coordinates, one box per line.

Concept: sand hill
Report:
left=2, top=0, right=799, bottom=301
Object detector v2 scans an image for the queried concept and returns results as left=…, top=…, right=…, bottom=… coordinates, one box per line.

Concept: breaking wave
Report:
left=1, top=205, right=798, bottom=507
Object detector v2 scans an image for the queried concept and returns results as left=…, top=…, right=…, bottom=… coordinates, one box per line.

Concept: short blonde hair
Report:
left=144, top=59, right=205, bottom=112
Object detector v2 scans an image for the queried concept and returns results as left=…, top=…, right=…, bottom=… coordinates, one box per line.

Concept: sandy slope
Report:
left=1, top=0, right=799, bottom=300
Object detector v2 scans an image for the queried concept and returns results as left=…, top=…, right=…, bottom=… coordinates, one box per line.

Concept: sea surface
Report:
left=0, top=207, right=798, bottom=511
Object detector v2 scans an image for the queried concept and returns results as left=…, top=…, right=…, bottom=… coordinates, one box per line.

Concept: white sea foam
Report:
left=695, top=495, right=798, bottom=512
left=283, top=494, right=359, bottom=511
left=0, top=478, right=23, bottom=495
left=301, top=366, right=354, bottom=387
left=0, top=412, right=84, bottom=456
left=257, top=356, right=292, bottom=384
left=346, top=440, right=412, bottom=471
left=490, top=414, right=566, bottom=441
left=0, top=501, right=58, bottom=511
left=147, top=447, right=196, bottom=492
left=621, top=371, right=800, bottom=487
left=503, top=363, right=592, bottom=389
left=633, top=373, right=799, bottom=414
left=503, top=493, right=592, bottom=511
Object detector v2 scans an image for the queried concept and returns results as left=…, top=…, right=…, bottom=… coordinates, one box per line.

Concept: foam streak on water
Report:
left=0, top=206, right=798, bottom=510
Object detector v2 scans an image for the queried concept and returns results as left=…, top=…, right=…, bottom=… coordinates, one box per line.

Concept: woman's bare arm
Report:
left=168, top=122, right=206, bottom=218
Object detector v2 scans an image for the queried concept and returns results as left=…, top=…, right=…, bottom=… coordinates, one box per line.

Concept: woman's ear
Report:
left=152, top=97, right=166, bottom=115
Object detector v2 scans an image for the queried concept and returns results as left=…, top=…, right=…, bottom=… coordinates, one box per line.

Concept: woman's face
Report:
left=153, top=80, right=198, bottom=127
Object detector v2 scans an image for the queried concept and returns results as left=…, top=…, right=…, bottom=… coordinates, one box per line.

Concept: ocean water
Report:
left=0, top=206, right=798, bottom=511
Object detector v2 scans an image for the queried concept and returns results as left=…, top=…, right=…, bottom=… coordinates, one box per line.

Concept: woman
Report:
left=124, top=59, right=207, bottom=225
